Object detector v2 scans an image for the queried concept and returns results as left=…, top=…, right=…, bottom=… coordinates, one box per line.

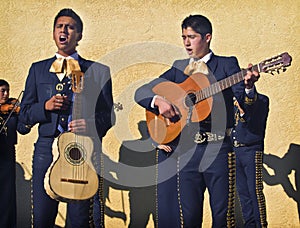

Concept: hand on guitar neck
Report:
left=244, top=63, right=260, bottom=89
left=68, top=119, right=86, bottom=133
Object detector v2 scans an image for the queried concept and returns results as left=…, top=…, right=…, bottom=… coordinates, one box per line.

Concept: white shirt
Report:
left=190, top=51, right=212, bottom=64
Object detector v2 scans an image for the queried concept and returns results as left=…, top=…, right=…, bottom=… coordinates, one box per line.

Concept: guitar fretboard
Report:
left=72, top=93, right=83, bottom=121
left=195, top=65, right=259, bottom=103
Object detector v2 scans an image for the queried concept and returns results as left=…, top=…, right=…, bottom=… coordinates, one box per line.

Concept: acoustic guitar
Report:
left=146, top=52, right=292, bottom=144
left=44, top=71, right=98, bottom=201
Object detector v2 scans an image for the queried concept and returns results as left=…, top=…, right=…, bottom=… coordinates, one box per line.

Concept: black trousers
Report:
left=157, top=138, right=234, bottom=228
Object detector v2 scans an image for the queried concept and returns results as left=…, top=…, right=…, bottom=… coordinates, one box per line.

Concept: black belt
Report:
left=194, top=128, right=232, bottom=144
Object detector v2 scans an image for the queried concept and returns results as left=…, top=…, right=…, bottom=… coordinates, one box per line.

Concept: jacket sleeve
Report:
left=19, top=62, right=52, bottom=126
left=234, top=93, right=269, bottom=144
left=17, top=118, right=31, bottom=135
left=244, top=93, right=269, bottom=138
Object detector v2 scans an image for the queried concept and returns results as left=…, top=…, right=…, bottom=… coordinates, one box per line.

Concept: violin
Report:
left=0, top=91, right=23, bottom=134
left=0, top=98, right=20, bottom=115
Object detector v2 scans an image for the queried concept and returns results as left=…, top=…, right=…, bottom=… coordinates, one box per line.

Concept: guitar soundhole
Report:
left=185, top=93, right=196, bottom=107
left=69, top=148, right=82, bottom=161
left=65, top=142, right=86, bottom=165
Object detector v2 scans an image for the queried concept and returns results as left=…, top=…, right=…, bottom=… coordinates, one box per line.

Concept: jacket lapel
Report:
left=207, top=53, right=218, bottom=74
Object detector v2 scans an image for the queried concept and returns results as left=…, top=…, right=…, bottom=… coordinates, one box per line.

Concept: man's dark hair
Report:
left=53, top=8, right=83, bottom=33
left=181, top=15, right=212, bottom=38
left=0, top=79, right=9, bottom=87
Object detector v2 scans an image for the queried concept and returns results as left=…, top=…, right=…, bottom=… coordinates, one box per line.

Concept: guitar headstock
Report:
left=259, top=52, right=292, bottom=75
left=71, top=71, right=84, bottom=93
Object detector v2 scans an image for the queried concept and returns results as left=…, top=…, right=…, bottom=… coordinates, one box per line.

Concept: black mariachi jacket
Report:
left=231, top=92, right=269, bottom=148
left=20, top=55, right=115, bottom=140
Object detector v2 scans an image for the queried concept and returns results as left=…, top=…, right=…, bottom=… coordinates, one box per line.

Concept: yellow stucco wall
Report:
left=1, top=0, right=299, bottom=227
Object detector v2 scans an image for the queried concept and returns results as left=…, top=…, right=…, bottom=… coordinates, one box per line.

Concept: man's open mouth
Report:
left=59, top=35, right=67, bottom=43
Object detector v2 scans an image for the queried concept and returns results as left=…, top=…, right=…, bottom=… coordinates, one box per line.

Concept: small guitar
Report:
left=44, top=71, right=98, bottom=202
left=146, top=52, right=292, bottom=144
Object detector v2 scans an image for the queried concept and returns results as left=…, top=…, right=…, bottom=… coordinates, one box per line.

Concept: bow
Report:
left=183, top=60, right=209, bottom=76
left=49, top=58, right=81, bottom=76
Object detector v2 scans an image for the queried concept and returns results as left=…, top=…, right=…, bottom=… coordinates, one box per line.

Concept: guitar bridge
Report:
left=61, top=178, right=88, bottom=184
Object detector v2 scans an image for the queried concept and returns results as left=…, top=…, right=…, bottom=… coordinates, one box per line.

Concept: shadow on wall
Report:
left=104, top=120, right=157, bottom=227
left=117, top=120, right=157, bottom=228
left=263, top=143, right=300, bottom=221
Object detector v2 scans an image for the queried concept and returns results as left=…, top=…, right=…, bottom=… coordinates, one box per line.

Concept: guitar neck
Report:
left=72, top=93, right=82, bottom=120
left=195, top=64, right=259, bottom=102
left=71, top=71, right=85, bottom=121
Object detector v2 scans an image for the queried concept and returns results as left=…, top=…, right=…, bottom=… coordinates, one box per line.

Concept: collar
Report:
left=55, top=52, right=79, bottom=61
left=189, top=51, right=213, bottom=64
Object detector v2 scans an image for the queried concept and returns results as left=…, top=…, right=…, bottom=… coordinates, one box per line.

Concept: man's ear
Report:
left=205, top=33, right=212, bottom=43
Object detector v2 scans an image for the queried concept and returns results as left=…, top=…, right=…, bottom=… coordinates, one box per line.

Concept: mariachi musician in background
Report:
left=0, top=79, right=31, bottom=228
